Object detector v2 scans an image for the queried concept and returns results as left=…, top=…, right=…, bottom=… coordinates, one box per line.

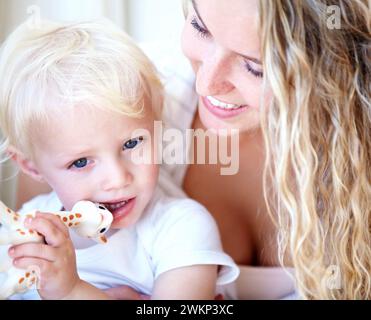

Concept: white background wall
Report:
left=0, top=0, right=184, bottom=43
left=128, top=0, right=184, bottom=43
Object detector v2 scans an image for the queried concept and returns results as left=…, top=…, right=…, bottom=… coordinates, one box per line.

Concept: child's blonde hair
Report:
left=0, top=19, right=163, bottom=160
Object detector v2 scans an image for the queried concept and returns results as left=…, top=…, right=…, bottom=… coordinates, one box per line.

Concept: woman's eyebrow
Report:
left=191, top=0, right=262, bottom=65
left=241, top=54, right=262, bottom=65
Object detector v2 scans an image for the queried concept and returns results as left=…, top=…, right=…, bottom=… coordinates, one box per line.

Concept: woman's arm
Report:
left=152, top=265, right=217, bottom=300
left=236, top=266, right=296, bottom=299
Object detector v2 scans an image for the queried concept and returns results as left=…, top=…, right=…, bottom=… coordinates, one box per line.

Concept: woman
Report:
left=178, top=0, right=370, bottom=299
left=15, top=0, right=370, bottom=299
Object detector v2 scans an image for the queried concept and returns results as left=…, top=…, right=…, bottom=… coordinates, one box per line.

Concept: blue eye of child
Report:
left=72, top=158, right=88, bottom=168
left=123, top=136, right=144, bottom=150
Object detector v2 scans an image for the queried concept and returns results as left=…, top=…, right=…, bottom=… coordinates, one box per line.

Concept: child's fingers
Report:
left=9, top=243, right=57, bottom=262
left=12, top=256, right=51, bottom=277
left=34, top=212, right=69, bottom=237
left=25, top=216, right=68, bottom=246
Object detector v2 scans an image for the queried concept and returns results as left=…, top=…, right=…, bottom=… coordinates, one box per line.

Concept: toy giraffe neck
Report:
left=54, top=211, right=85, bottom=228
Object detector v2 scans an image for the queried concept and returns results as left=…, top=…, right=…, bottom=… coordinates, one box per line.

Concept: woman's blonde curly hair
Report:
left=260, top=0, right=370, bottom=299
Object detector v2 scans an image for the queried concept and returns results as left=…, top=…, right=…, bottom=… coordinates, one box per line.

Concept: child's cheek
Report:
left=142, top=164, right=159, bottom=193
left=54, top=186, right=84, bottom=211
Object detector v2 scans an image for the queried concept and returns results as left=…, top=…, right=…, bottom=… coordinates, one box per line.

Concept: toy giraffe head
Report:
left=63, top=201, right=113, bottom=243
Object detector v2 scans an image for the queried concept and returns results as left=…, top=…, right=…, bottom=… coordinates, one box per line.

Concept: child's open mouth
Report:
left=102, top=197, right=136, bottom=223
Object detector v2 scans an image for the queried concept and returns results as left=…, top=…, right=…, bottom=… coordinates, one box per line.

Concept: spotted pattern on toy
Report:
left=0, top=201, right=113, bottom=299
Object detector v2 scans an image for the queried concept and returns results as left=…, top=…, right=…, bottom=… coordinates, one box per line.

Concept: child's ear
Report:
left=7, top=146, right=44, bottom=183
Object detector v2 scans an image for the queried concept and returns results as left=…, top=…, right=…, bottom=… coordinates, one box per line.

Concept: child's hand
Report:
left=8, top=212, right=80, bottom=300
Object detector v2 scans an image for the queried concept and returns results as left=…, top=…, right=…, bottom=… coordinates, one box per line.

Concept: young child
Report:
left=0, top=20, right=239, bottom=300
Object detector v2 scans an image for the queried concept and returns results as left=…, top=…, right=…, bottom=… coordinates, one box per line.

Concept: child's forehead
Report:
left=48, top=103, right=151, bottom=123
left=34, top=104, right=154, bottom=145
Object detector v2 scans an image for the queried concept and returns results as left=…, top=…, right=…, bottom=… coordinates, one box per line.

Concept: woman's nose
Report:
left=196, top=50, right=234, bottom=97
left=101, top=162, right=133, bottom=192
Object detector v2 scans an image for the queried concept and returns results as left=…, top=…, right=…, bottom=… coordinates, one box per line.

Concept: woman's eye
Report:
left=123, top=136, right=144, bottom=150
left=190, top=18, right=209, bottom=38
left=71, top=158, right=88, bottom=169
left=244, top=61, right=264, bottom=78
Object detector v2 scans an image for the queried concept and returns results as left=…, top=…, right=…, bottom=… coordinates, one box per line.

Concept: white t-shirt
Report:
left=9, top=169, right=238, bottom=300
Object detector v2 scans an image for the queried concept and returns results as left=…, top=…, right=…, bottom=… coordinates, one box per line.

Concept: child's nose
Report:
left=101, top=162, right=133, bottom=192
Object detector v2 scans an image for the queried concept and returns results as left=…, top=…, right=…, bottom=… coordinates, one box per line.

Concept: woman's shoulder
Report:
left=235, top=266, right=298, bottom=299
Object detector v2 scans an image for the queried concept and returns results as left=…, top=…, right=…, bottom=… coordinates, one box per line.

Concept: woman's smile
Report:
left=202, top=96, right=250, bottom=119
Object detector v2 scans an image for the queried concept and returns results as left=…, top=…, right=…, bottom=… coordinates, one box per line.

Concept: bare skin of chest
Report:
left=183, top=114, right=279, bottom=266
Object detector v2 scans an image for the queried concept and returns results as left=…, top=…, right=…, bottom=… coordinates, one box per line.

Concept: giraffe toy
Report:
left=0, top=200, right=113, bottom=299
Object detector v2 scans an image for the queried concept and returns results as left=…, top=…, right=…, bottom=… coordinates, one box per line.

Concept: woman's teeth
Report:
left=206, top=96, right=244, bottom=110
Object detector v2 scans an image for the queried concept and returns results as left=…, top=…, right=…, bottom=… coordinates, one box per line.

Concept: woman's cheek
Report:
left=240, top=82, right=272, bottom=111
left=181, top=24, right=200, bottom=64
